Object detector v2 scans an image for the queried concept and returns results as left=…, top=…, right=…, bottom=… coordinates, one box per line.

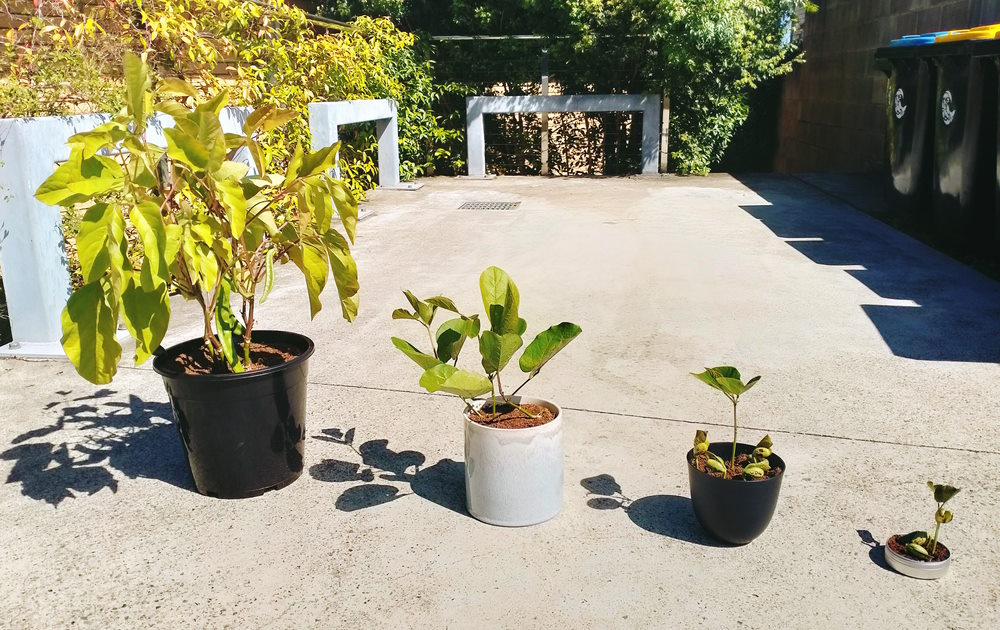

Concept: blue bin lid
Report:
left=890, top=32, right=950, bottom=46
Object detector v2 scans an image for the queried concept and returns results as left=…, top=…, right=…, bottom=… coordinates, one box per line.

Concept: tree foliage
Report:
left=324, top=0, right=814, bottom=174
left=1, top=1, right=457, bottom=195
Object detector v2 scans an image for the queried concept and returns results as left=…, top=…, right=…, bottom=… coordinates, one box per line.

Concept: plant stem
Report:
left=930, top=519, right=941, bottom=555
left=425, top=323, right=436, bottom=357
left=731, top=398, right=738, bottom=475
left=509, top=373, right=533, bottom=398
left=243, top=297, right=254, bottom=368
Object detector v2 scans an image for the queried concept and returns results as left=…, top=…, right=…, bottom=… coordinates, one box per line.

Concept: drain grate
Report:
left=458, top=201, right=521, bottom=211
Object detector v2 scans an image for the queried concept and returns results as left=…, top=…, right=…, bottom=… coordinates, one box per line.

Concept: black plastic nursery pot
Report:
left=686, top=442, right=786, bottom=545
left=152, top=330, right=314, bottom=499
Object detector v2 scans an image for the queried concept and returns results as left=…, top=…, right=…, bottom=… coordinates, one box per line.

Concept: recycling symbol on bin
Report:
left=941, top=90, right=957, bottom=126
left=894, top=89, right=907, bottom=119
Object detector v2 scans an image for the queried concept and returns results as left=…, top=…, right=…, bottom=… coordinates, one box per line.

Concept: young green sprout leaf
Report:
left=691, top=366, right=762, bottom=473
left=919, top=481, right=960, bottom=557
left=693, top=430, right=710, bottom=454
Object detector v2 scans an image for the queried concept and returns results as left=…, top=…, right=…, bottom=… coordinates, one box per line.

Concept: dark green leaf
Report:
left=518, top=322, right=581, bottom=375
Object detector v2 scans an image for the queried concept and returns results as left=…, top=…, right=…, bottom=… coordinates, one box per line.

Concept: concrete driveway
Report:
left=1, top=175, right=998, bottom=628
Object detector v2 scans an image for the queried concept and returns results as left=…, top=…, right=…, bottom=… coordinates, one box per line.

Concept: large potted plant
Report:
left=36, top=54, right=360, bottom=498
left=687, top=366, right=785, bottom=544
left=391, top=266, right=581, bottom=526
left=884, top=482, right=960, bottom=580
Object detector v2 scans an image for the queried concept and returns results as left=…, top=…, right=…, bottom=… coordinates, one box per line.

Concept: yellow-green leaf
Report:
left=214, top=177, right=247, bottom=238
left=124, top=52, right=151, bottom=128
left=129, top=200, right=168, bottom=285
left=120, top=276, right=170, bottom=365
left=61, top=281, right=122, bottom=384
left=75, top=203, right=116, bottom=283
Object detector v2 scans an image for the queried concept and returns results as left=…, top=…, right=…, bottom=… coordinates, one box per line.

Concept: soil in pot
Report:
left=691, top=451, right=783, bottom=480
left=467, top=402, right=554, bottom=429
left=887, top=534, right=950, bottom=562
left=172, top=340, right=300, bottom=375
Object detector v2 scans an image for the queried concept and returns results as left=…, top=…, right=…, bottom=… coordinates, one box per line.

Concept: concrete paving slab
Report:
left=1, top=175, right=998, bottom=628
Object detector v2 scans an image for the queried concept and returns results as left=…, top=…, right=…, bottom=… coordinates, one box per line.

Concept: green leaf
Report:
left=929, top=482, right=961, bottom=504
left=214, top=177, right=247, bottom=238
left=129, top=201, right=169, bottom=285
left=403, top=289, right=435, bottom=325
left=479, top=330, right=522, bottom=374
left=243, top=104, right=299, bottom=135
left=906, top=542, right=931, bottom=560
left=260, top=248, right=276, bottom=304
left=36, top=150, right=124, bottom=206
left=67, top=121, right=126, bottom=158
left=164, top=111, right=226, bottom=173
left=743, top=464, right=765, bottom=478
left=323, top=230, right=360, bottom=322
left=120, top=276, right=170, bottom=365
left=154, top=101, right=192, bottom=119
left=418, top=363, right=492, bottom=398
left=74, top=203, right=116, bottom=284
left=426, top=296, right=460, bottom=312
left=392, top=309, right=418, bottom=320
left=326, top=179, right=358, bottom=243
left=518, top=322, right=582, bottom=375
left=61, top=281, right=122, bottom=384
left=283, top=144, right=304, bottom=186
left=705, top=458, right=727, bottom=475
left=757, top=434, right=773, bottom=450
left=391, top=337, right=441, bottom=370
left=195, top=90, right=229, bottom=116
left=214, top=278, right=244, bottom=369
left=693, top=429, right=709, bottom=453
left=289, top=240, right=329, bottom=319
left=479, top=266, right=520, bottom=335
left=435, top=317, right=475, bottom=363
left=299, top=143, right=340, bottom=178
left=124, top=52, right=151, bottom=128
left=157, top=77, right=199, bottom=98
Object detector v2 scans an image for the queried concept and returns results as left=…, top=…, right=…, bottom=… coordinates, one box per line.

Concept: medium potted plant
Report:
left=35, top=54, right=360, bottom=498
left=884, top=482, right=960, bottom=579
left=687, top=366, right=785, bottom=544
left=391, top=266, right=581, bottom=526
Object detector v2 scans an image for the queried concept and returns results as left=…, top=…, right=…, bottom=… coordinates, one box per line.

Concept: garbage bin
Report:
left=929, top=40, right=998, bottom=247
left=881, top=34, right=945, bottom=218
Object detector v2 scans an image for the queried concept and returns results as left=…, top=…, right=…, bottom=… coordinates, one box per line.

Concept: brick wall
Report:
left=774, top=0, right=1000, bottom=172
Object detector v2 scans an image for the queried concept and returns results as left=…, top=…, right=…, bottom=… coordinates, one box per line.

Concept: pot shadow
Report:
left=1, top=389, right=194, bottom=506
left=581, top=474, right=726, bottom=547
left=309, top=428, right=468, bottom=517
left=857, top=528, right=896, bottom=574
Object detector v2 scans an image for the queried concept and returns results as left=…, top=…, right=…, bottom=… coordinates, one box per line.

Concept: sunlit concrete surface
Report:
left=1, top=174, right=998, bottom=628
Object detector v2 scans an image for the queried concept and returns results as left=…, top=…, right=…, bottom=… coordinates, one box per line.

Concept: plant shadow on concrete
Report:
left=857, top=528, right=896, bottom=574
left=309, top=428, right=467, bottom=517
left=735, top=174, right=1000, bottom=363
left=0, top=389, right=193, bottom=506
left=581, top=474, right=726, bottom=547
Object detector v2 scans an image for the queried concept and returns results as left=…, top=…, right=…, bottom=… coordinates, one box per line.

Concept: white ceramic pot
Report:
left=884, top=537, right=952, bottom=579
left=464, top=396, right=563, bottom=527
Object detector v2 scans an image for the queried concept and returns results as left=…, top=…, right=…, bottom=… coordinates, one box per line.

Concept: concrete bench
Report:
left=465, top=94, right=664, bottom=177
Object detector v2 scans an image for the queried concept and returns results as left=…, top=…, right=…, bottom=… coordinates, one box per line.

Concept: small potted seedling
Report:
left=885, top=482, right=960, bottom=579
left=687, top=366, right=785, bottom=544
left=391, top=266, right=581, bottom=526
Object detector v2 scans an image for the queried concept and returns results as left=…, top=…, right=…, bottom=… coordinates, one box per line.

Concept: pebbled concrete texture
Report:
left=1, top=174, right=999, bottom=628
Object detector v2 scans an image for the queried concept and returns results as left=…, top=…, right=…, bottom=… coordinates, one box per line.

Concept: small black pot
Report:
left=686, top=442, right=785, bottom=545
left=153, top=330, right=314, bottom=499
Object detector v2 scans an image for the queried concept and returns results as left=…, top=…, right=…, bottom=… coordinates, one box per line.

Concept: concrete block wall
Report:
left=775, top=0, right=1000, bottom=172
